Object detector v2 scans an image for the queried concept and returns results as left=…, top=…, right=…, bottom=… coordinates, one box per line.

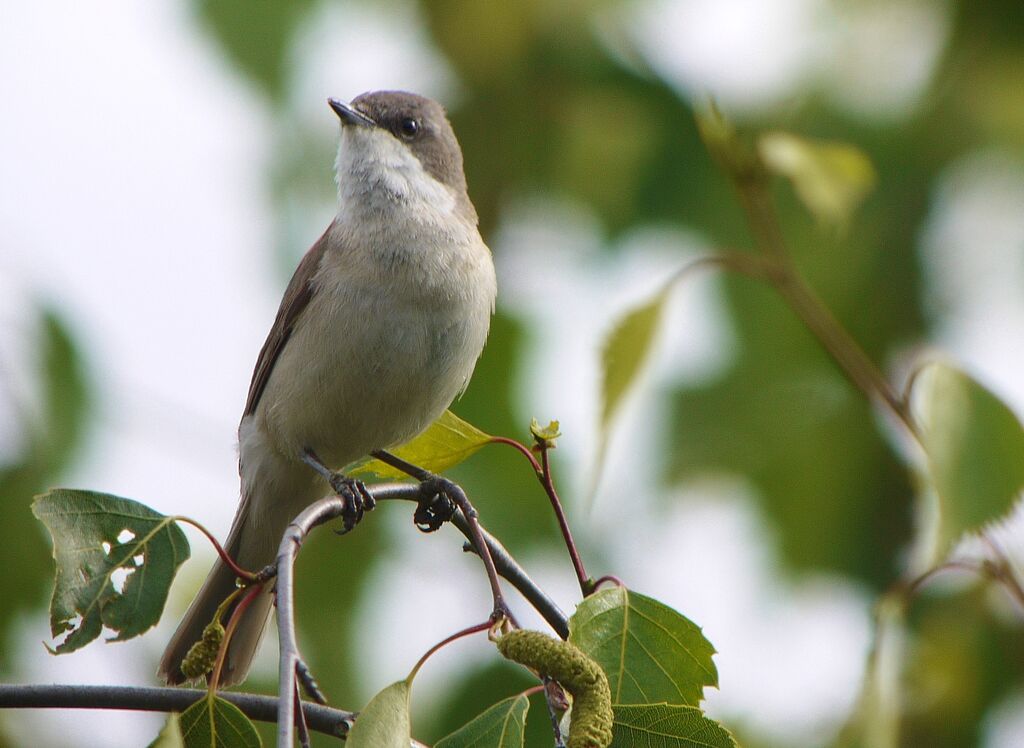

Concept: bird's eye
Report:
left=399, top=117, right=420, bottom=139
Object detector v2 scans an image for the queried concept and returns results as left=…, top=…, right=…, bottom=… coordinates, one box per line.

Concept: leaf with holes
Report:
left=610, top=703, right=736, bottom=747
left=569, top=588, right=717, bottom=707
left=435, top=693, right=530, bottom=748
left=345, top=680, right=411, bottom=748
left=32, top=489, right=190, bottom=653
left=910, top=362, right=1024, bottom=553
left=347, top=409, right=492, bottom=480
left=179, top=693, right=260, bottom=748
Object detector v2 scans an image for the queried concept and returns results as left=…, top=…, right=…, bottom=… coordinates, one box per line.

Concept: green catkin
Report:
left=180, top=620, right=225, bottom=681
left=497, top=630, right=613, bottom=748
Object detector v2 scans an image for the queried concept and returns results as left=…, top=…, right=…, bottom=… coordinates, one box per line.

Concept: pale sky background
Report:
left=1, top=1, right=1022, bottom=746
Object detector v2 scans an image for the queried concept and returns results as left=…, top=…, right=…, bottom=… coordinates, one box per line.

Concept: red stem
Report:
left=490, top=436, right=543, bottom=475
left=408, top=619, right=494, bottom=681
left=173, top=516, right=256, bottom=581
left=538, top=448, right=591, bottom=595
left=208, top=582, right=265, bottom=692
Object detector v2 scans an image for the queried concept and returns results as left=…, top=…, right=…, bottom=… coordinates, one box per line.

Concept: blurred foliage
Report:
left=7, top=0, right=1024, bottom=745
left=0, top=309, right=90, bottom=672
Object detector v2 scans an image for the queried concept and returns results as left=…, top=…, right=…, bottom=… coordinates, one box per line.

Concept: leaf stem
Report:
left=172, top=515, right=257, bottom=581
left=407, top=619, right=493, bottom=682
left=538, top=446, right=591, bottom=596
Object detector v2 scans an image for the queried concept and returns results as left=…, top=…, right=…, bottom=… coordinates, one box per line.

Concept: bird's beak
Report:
left=328, top=98, right=376, bottom=127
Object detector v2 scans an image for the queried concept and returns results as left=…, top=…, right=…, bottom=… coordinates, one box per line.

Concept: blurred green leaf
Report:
left=435, top=694, right=529, bottom=748
left=346, top=680, right=411, bottom=748
left=593, top=287, right=668, bottom=493
left=180, top=693, right=261, bottom=748
left=347, top=410, right=492, bottom=480
left=569, top=588, right=717, bottom=706
left=610, top=704, right=736, bottom=747
left=0, top=308, right=91, bottom=668
left=148, top=713, right=185, bottom=748
left=910, top=362, right=1024, bottom=552
left=758, top=132, right=876, bottom=226
left=192, top=0, right=315, bottom=98
left=601, top=289, right=668, bottom=428
left=32, top=489, right=190, bottom=653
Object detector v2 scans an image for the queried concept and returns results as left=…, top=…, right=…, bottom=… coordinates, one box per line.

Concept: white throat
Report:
left=334, top=127, right=457, bottom=221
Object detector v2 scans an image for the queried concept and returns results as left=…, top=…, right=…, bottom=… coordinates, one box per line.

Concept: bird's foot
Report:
left=414, top=476, right=457, bottom=533
left=301, top=449, right=375, bottom=533
left=328, top=474, right=375, bottom=534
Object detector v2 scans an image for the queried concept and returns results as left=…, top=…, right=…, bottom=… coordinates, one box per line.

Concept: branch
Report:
left=273, top=482, right=569, bottom=747
left=0, top=684, right=353, bottom=739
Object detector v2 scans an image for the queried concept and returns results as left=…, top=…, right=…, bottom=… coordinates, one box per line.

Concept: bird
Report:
left=158, top=90, right=496, bottom=686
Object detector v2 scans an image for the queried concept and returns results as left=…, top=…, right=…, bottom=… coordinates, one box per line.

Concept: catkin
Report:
left=497, top=630, right=613, bottom=748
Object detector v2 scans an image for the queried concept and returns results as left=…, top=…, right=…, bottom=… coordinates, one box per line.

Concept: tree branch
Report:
left=273, top=481, right=569, bottom=747
left=0, top=684, right=353, bottom=739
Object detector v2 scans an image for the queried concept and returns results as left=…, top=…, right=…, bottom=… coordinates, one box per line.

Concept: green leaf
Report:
left=610, top=704, right=736, bottom=747
left=758, top=131, right=876, bottom=225
left=180, top=694, right=261, bottom=748
left=0, top=308, right=91, bottom=669
left=32, top=489, right=190, bottom=653
left=346, top=680, right=411, bottom=748
left=148, top=713, right=185, bottom=748
left=910, top=362, right=1024, bottom=551
left=569, top=588, right=717, bottom=707
left=592, top=288, right=669, bottom=496
left=347, top=410, right=492, bottom=480
left=435, top=694, right=530, bottom=748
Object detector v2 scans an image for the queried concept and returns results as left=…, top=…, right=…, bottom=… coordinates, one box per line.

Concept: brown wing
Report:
left=243, top=227, right=333, bottom=416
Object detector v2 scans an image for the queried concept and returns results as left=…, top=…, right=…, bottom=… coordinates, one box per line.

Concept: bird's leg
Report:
left=300, top=449, right=375, bottom=533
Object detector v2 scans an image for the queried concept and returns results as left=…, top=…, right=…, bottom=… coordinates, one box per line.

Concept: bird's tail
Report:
left=157, top=499, right=276, bottom=687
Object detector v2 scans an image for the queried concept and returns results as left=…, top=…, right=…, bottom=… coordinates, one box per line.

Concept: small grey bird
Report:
left=158, top=91, right=496, bottom=686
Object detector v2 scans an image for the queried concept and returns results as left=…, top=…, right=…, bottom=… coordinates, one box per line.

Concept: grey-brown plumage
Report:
left=158, top=91, right=496, bottom=686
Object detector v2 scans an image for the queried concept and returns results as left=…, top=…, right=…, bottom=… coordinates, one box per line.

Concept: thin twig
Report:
left=408, top=619, right=494, bottom=681
left=537, top=446, right=590, bottom=595
left=172, top=515, right=257, bottom=581
left=371, top=451, right=520, bottom=627
left=728, top=176, right=917, bottom=437
left=209, top=581, right=264, bottom=692
left=451, top=515, right=569, bottom=638
left=0, top=684, right=354, bottom=738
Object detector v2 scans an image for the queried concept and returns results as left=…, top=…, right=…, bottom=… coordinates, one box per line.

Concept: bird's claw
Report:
left=414, top=477, right=457, bottom=533
left=328, top=475, right=375, bottom=533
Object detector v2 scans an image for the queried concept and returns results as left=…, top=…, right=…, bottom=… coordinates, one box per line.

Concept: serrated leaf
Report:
left=347, top=410, right=492, bottom=480
left=31, top=489, right=190, bottom=653
left=180, top=694, right=261, bottom=748
left=569, top=588, right=717, bottom=707
left=346, top=680, right=411, bottom=748
left=610, top=704, right=736, bottom=747
left=148, top=713, right=185, bottom=748
left=910, top=362, right=1024, bottom=551
left=435, top=694, right=530, bottom=748
left=759, top=131, right=876, bottom=225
